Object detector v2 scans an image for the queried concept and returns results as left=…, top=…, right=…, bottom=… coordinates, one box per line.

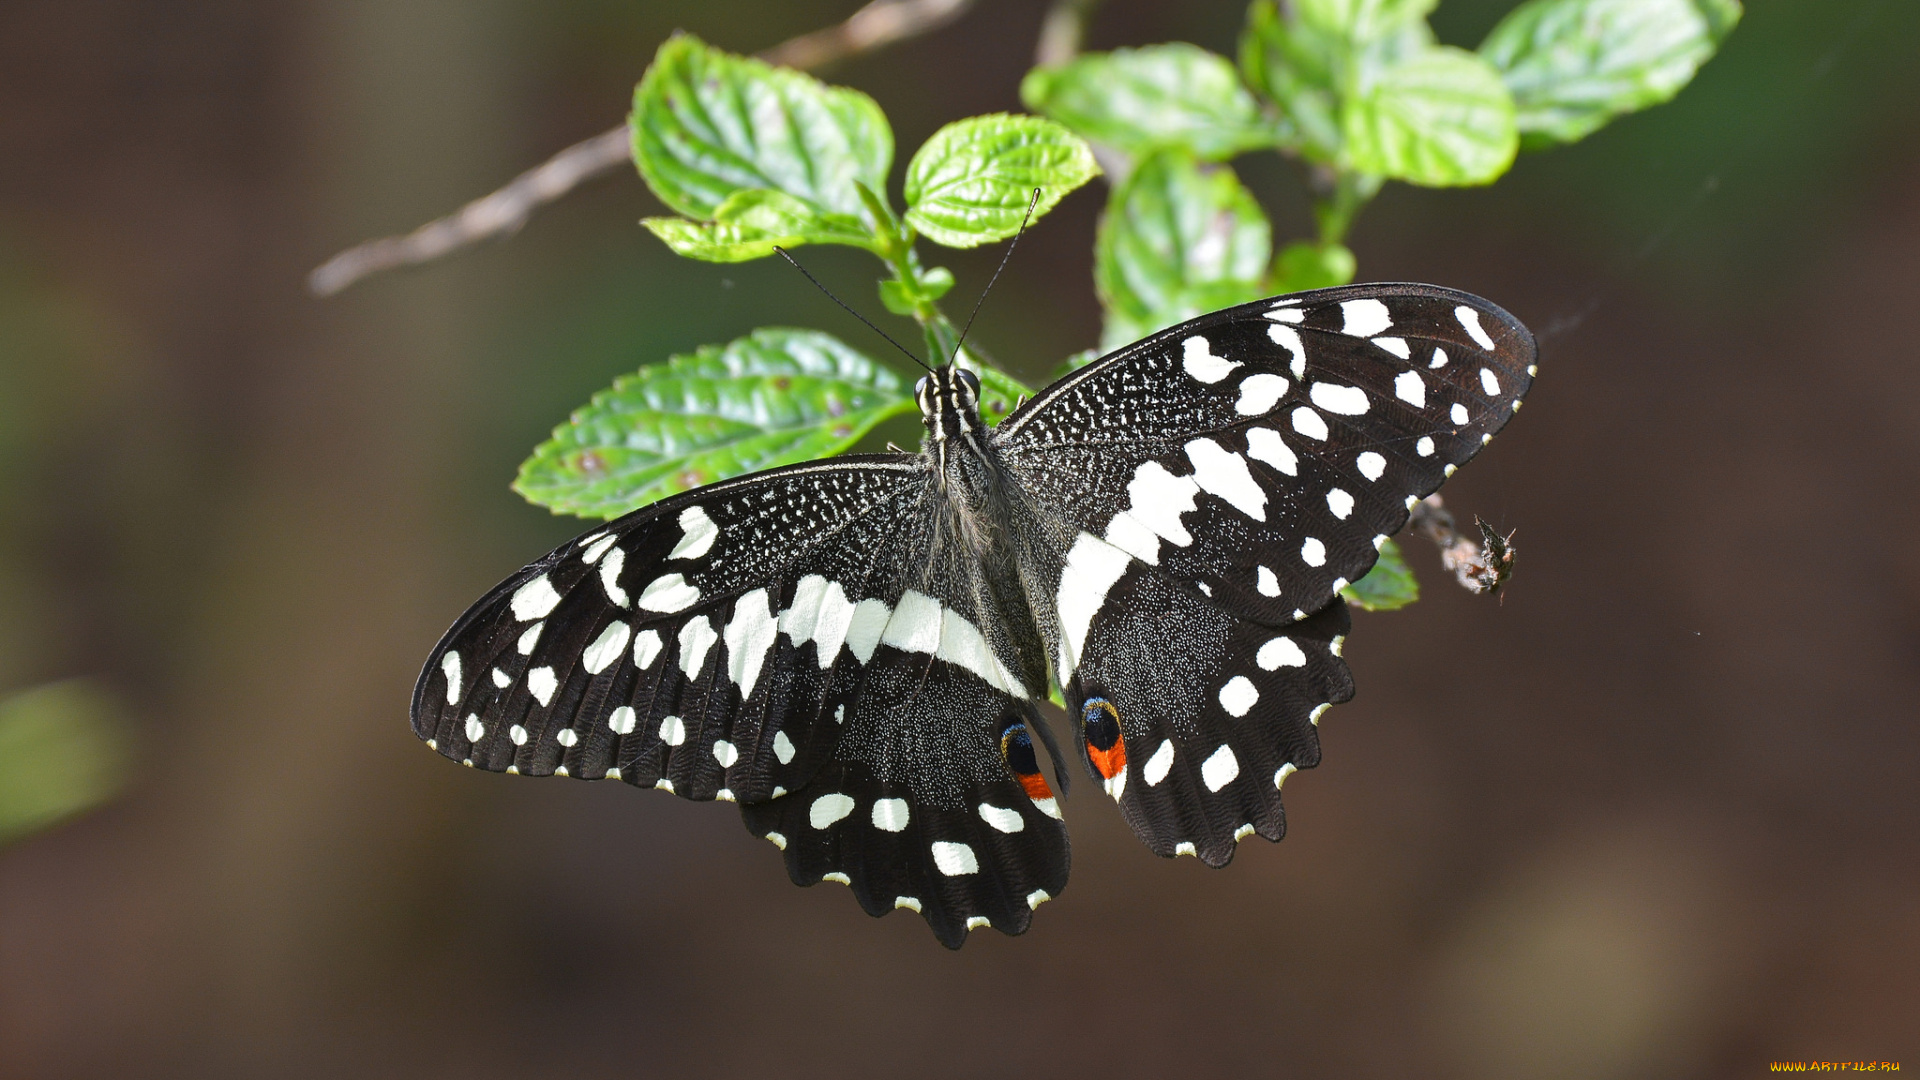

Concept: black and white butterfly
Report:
left=412, top=283, right=1536, bottom=948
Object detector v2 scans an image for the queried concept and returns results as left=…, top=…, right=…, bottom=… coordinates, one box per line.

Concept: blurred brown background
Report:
left=2, top=1, right=1917, bottom=1076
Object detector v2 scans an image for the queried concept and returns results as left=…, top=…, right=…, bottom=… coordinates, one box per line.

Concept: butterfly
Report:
left=412, top=283, right=1537, bottom=948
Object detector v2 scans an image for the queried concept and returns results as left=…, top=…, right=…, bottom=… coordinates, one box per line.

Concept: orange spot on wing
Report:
left=1017, top=771, right=1053, bottom=801
left=1088, top=740, right=1127, bottom=780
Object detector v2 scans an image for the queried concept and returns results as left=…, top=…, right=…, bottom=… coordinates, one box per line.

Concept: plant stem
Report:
left=1313, top=168, right=1380, bottom=246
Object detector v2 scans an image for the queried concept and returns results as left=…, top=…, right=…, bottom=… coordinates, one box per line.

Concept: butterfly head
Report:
left=915, top=364, right=984, bottom=448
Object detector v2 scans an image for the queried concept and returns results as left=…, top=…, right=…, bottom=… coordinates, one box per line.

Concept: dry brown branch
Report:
left=1409, top=495, right=1518, bottom=596
left=309, top=0, right=975, bottom=297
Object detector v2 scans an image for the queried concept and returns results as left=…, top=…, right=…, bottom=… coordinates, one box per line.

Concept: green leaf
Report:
left=1020, top=44, right=1277, bottom=161
left=630, top=33, right=892, bottom=223
left=956, top=355, right=1034, bottom=427
left=903, top=114, right=1100, bottom=248
left=642, top=190, right=873, bottom=262
left=878, top=265, right=954, bottom=316
left=0, top=680, right=130, bottom=846
left=516, top=328, right=915, bottom=519
left=1344, top=45, right=1518, bottom=186
left=1342, top=537, right=1419, bottom=610
left=1240, top=0, right=1345, bottom=161
left=1095, top=150, right=1271, bottom=352
left=1481, top=0, right=1742, bottom=147
left=1271, top=240, right=1357, bottom=293
left=1295, top=0, right=1437, bottom=43
left=1239, top=0, right=1436, bottom=164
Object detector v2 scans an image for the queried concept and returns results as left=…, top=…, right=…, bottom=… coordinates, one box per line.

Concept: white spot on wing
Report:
left=1327, top=488, right=1354, bottom=519
left=772, top=730, right=795, bottom=765
left=1291, top=406, right=1329, bottom=441
left=1431, top=346, right=1449, bottom=369
left=1235, top=372, right=1289, bottom=415
left=1258, top=637, right=1307, bottom=669
left=1456, top=305, right=1497, bottom=350
left=711, top=740, right=738, bottom=768
left=1027, top=889, right=1052, bottom=909
left=1340, top=298, right=1392, bottom=337
left=598, top=547, right=630, bottom=608
left=526, top=667, right=557, bottom=707
left=677, top=615, right=718, bottom=678
left=608, top=706, right=636, bottom=735
left=1451, top=403, right=1469, bottom=425
left=657, top=714, right=683, bottom=743
left=556, top=728, right=577, bottom=747
left=844, top=598, right=891, bottom=664
left=880, top=590, right=943, bottom=655
left=809, top=794, right=854, bottom=829
left=722, top=589, right=779, bottom=699
left=872, top=798, right=909, bottom=832
left=511, top=576, right=562, bottom=621
left=491, top=668, right=509, bottom=688
left=581, top=620, right=631, bottom=674
left=509, top=724, right=527, bottom=746
left=932, top=841, right=978, bottom=876
left=632, top=628, right=663, bottom=668
left=582, top=534, right=619, bottom=564
left=1417, top=436, right=1435, bottom=457
left=1055, top=532, right=1132, bottom=686
left=638, top=572, right=699, bottom=613
left=1372, top=336, right=1410, bottom=359
left=1031, top=797, right=1062, bottom=820
left=894, top=896, right=920, bottom=912
left=1266, top=324, right=1306, bottom=378
left=1125, top=461, right=1200, bottom=545
left=464, top=715, right=485, bottom=742
left=1181, top=336, right=1238, bottom=383
left=516, top=622, right=543, bottom=655
left=1395, top=370, right=1426, bottom=408
left=1201, top=745, right=1240, bottom=791
left=1257, top=566, right=1281, bottom=597
left=1219, top=676, right=1258, bottom=717
left=936, top=606, right=1026, bottom=698
left=668, top=505, right=719, bottom=560
left=1185, top=439, right=1267, bottom=521
left=1245, top=427, right=1297, bottom=477
left=1310, top=381, right=1369, bottom=415
left=1276, top=762, right=1297, bottom=788
left=1357, top=451, right=1386, bottom=481
left=442, top=652, right=462, bottom=705
left=1143, top=739, right=1175, bottom=786
left=1480, top=367, right=1501, bottom=395
left=1301, top=537, right=1327, bottom=567
left=978, top=803, right=1025, bottom=834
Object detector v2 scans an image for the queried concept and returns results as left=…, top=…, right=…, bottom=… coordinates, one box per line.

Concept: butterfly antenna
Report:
left=773, top=246, right=931, bottom=373
left=952, top=188, right=1041, bottom=364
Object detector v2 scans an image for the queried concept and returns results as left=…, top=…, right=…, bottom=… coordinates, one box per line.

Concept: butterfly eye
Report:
left=957, top=369, right=980, bottom=395
left=914, top=375, right=929, bottom=395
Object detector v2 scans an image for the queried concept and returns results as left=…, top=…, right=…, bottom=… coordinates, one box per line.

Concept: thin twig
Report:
left=1033, top=0, right=1103, bottom=67
left=309, top=0, right=975, bottom=297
